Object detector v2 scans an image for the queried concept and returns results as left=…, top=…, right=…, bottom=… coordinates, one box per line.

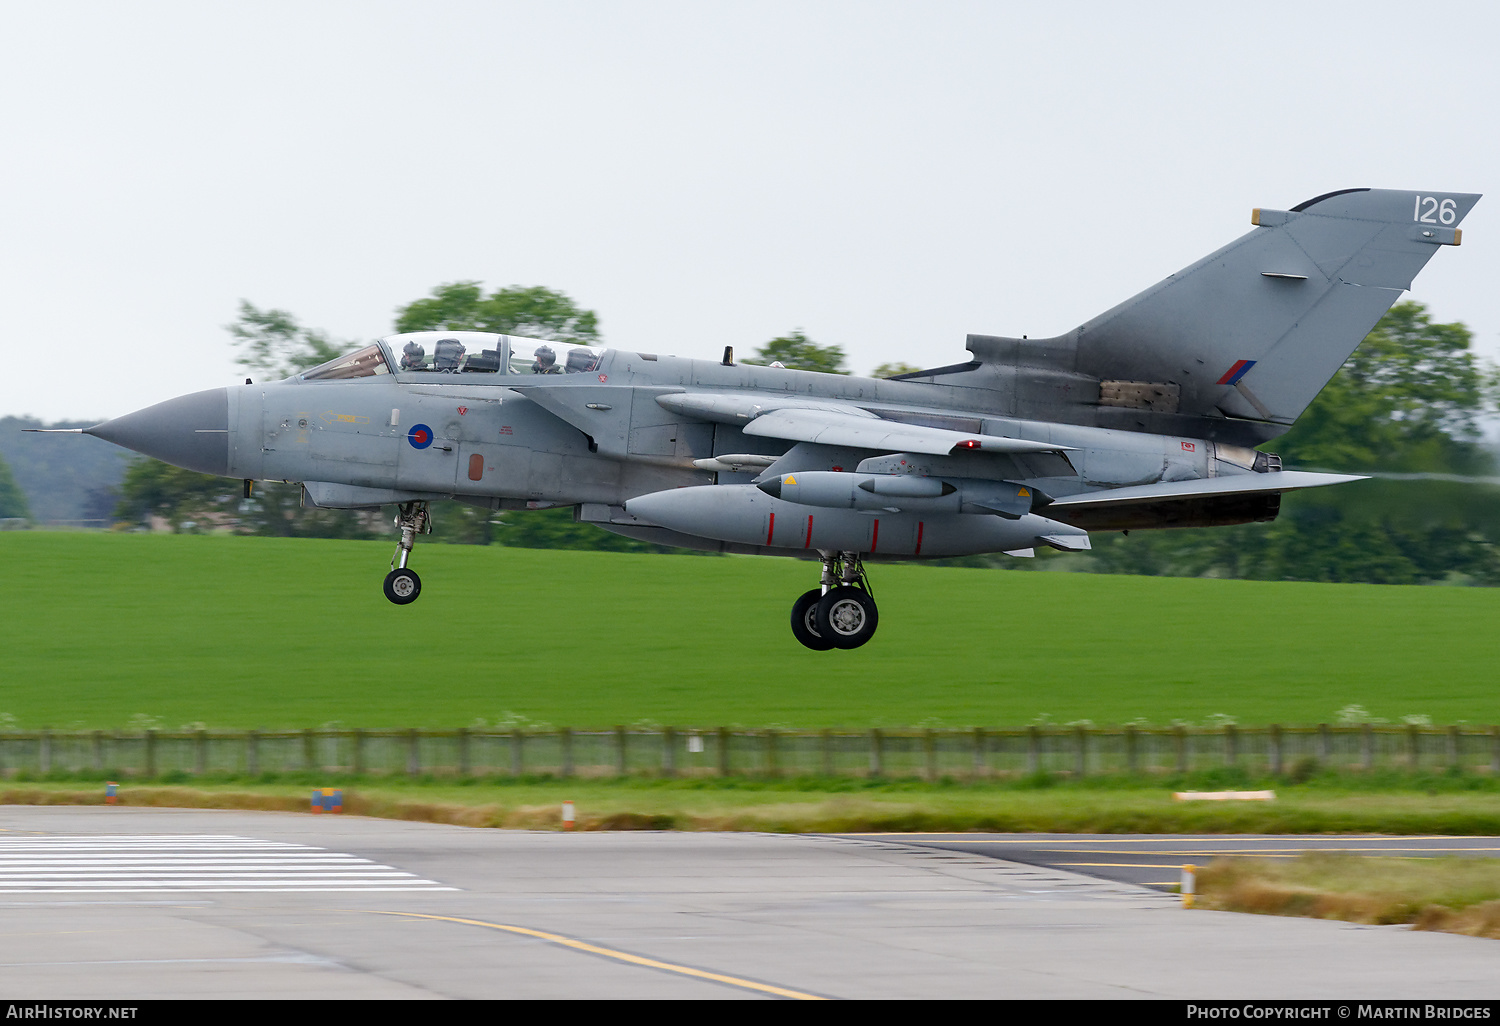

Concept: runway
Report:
left=0, top=807, right=1494, bottom=1000
left=846, top=833, right=1500, bottom=890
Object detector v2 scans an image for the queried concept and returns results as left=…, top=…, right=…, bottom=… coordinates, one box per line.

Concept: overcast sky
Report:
left=2, top=1, right=1495, bottom=422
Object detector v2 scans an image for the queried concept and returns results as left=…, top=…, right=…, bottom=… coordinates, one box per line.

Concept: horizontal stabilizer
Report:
left=1048, top=471, right=1365, bottom=511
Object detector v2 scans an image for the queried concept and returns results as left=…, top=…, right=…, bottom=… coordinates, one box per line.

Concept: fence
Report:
left=3, top=724, right=1499, bottom=780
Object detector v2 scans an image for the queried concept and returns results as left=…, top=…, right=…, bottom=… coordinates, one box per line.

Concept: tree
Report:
left=1273, top=302, right=1494, bottom=475
left=1084, top=302, right=1500, bottom=586
left=0, top=453, right=30, bottom=520
left=746, top=331, right=848, bottom=374
left=114, top=457, right=231, bottom=531
left=872, top=361, right=922, bottom=378
left=227, top=301, right=348, bottom=381
left=395, top=282, right=601, bottom=342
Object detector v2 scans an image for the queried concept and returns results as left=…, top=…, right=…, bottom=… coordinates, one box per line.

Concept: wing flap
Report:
left=741, top=407, right=1071, bottom=456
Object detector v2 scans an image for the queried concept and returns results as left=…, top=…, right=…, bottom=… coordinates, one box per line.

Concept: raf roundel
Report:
left=407, top=424, right=434, bottom=449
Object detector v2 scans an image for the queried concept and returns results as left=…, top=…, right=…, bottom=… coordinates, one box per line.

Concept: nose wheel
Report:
left=385, top=501, right=431, bottom=605
left=384, top=567, right=421, bottom=604
left=790, top=552, right=878, bottom=650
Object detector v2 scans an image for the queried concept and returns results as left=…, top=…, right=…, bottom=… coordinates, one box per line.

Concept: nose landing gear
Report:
left=790, top=551, right=878, bottom=650
left=384, top=501, right=431, bottom=605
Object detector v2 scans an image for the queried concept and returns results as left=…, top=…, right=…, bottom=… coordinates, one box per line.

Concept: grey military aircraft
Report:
left=69, top=187, right=1479, bottom=648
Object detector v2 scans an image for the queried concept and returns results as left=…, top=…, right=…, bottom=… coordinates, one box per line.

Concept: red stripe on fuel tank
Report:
left=915, top=521, right=924, bottom=555
left=870, top=519, right=880, bottom=552
left=805, top=515, right=813, bottom=548
left=766, top=512, right=775, bottom=546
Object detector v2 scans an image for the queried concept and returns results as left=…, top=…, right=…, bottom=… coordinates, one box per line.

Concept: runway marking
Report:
left=0, top=835, right=457, bottom=893
left=364, top=911, right=826, bottom=1000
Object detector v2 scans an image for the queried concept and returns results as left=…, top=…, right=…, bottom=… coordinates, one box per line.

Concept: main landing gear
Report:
left=790, top=551, right=878, bottom=651
left=383, top=501, right=431, bottom=605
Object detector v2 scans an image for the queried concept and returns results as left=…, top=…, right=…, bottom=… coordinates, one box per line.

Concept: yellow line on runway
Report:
left=362, top=910, right=825, bottom=1000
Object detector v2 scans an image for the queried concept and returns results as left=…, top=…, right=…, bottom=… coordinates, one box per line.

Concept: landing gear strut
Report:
left=790, top=551, right=878, bottom=650
left=383, top=501, right=431, bottom=605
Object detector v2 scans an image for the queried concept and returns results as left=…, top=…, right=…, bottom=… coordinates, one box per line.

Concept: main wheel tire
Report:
left=815, top=586, right=878, bottom=649
left=790, top=588, right=834, bottom=651
left=383, top=568, right=422, bottom=605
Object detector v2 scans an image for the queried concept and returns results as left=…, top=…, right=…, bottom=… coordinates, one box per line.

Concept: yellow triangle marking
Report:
left=784, top=475, right=797, bottom=485
left=1018, top=487, right=1030, bottom=497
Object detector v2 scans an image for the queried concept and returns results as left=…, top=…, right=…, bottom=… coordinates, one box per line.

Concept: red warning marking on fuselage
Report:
left=915, top=521, right=924, bottom=556
left=870, top=519, right=880, bottom=553
left=805, top=515, right=814, bottom=548
left=766, top=512, right=775, bottom=547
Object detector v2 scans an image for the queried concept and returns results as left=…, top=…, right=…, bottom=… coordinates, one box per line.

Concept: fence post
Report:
left=407, top=729, right=420, bottom=777
left=869, top=728, right=882, bottom=778
left=559, top=727, right=573, bottom=778
left=1448, top=726, right=1460, bottom=770
left=1074, top=725, right=1087, bottom=778
left=925, top=729, right=938, bottom=782
left=1407, top=724, right=1420, bottom=771
left=764, top=729, right=778, bottom=777
left=717, top=727, right=730, bottom=776
left=511, top=730, right=524, bottom=777
left=39, top=730, right=50, bottom=777
left=1361, top=724, right=1373, bottom=772
left=457, top=727, right=470, bottom=777
left=195, top=729, right=207, bottom=776
left=1125, top=726, right=1137, bottom=776
left=822, top=729, right=834, bottom=777
left=247, top=730, right=259, bottom=776
left=1027, top=726, right=1040, bottom=776
left=1223, top=725, right=1237, bottom=768
left=1492, top=726, right=1499, bottom=775
left=1269, top=724, right=1282, bottom=777
left=1317, top=723, right=1331, bottom=762
left=973, top=727, right=986, bottom=779
left=92, top=730, right=104, bottom=774
left=1174, top=725, right=1187, bottom=774
left=352, top=729, right=365, bottom=775
left=303, top=729, right=315, bottom=773
left=615, top=726, right=628, bottom=776
left=661, top=727, right=675, bottom=778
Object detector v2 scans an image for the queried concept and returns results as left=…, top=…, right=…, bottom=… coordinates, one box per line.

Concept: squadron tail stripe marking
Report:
left=1216, top=360, right=1257, bottom=386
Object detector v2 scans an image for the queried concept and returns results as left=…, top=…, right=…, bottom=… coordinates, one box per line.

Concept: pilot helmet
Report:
left=403, top=341, right=424, bottom=361
left=534, top=345, right=556, bottom=367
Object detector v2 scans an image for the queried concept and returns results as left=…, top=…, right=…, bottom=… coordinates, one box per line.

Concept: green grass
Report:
left=5, top=775, right=1500, bottom=835
left=1197, top=852, right=1500, bottom=938
left=4, top=532, right=1500, bottom=731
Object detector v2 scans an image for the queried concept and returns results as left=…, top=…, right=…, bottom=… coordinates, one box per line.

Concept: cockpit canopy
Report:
left=298, top=332, right=607, bottom=382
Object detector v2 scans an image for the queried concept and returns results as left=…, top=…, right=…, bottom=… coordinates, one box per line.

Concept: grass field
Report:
left=7, top=775, right=1500, bottom=835
left=1197, top=852, right=1500, bottom=938
left=4, top=532, right=1500, bottom=731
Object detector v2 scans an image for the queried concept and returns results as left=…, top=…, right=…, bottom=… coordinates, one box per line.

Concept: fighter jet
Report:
left=73, top=188, right=1479, bottom=648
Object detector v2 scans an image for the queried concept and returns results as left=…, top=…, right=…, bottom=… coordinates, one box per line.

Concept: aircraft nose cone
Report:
left=86, top=387, right=230, bottom=476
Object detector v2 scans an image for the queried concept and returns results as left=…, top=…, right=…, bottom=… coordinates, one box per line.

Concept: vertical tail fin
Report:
left=1068, top=188, right=1479, bottom=425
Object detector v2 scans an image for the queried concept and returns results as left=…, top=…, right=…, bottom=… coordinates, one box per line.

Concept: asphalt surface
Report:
left=845, top=833, right=1500, bottom=890
left=0, top=807, right=1496, bottom=1000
